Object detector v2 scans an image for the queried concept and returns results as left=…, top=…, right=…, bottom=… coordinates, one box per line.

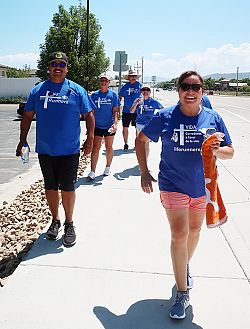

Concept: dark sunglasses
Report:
left=141, top=88, right=150, bottom=92
left=50, top=61, right=67, bottom=68
left=180, top=83, right=202, bottom=92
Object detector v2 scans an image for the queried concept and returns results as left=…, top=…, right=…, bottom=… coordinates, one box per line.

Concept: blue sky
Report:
left=1, top=0, right=250, bottom=80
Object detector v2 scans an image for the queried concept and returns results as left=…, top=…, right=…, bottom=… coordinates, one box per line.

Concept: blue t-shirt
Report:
left=142, top=104, right=232, bottom=198
left=119, top=81, right=142, bottom=113
left=133, top=97, right=163, bottom=125
left=91, top=89, right=119, bottom=129
left=202, top=95, right=213, bottom=109
left=25, top=79, right=94, bottom=156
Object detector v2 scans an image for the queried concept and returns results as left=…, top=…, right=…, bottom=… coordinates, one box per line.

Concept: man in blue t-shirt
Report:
left=119, top=70, right=142, bottom=150
left=16, top=51, right=95, bottom=247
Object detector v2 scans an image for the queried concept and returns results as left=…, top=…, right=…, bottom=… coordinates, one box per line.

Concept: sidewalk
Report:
left=1, top=122, right=250, bottom=329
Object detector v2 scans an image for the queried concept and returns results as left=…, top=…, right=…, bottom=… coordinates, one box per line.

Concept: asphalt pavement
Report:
left=0, top=98, right=250, bottom=328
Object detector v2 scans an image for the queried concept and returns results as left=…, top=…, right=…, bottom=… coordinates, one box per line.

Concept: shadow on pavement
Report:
left=113, top=165, right=140, bottom=181
left=75, top=175, right=105, bottom=188
left=93, top=286, right=203, bottom=329
left=112, top=148, right=136, bottom=157
left=23, top=233, right=64, bottom=261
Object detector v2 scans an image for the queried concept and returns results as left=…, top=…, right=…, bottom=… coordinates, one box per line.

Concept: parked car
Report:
left=156, top=88, right=160, bottom=92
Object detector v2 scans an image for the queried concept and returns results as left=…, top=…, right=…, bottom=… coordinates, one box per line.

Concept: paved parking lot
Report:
left=0, top=104, right=37, bottom=185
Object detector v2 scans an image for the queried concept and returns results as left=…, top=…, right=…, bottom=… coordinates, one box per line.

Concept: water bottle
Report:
left=21, top=143, right=30, bottom=164
left=108, top=127, right=115, bottom=134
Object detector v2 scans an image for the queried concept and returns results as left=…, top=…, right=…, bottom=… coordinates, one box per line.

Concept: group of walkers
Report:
left=16, top=51, right=234, bottom=320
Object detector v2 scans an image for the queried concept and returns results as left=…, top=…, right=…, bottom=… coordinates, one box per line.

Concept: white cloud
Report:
left=151, top=52, right=165, bottom=59
left=133, top=43, right=250, bottom=79
left=0, top=53, right=39, bottom=69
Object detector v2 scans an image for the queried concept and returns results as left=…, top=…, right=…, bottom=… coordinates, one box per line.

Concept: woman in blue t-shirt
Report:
left=135, top=71, right=234, bottom=320
left=87, top=74, right=119, bottom=180
left=130, top=84, right=163, bottom=159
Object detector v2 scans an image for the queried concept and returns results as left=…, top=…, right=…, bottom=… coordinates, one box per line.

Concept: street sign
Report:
left=113, top=64, right=129, bottom=72
left=152, top=75, right=156, bottom=82
left=114, top=51, right=127, bottom=65
left=113, top=51, right=128, bottom=72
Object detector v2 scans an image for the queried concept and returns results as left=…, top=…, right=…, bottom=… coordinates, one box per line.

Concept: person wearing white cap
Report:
left=130, top=84, right=163, bottom=159
left=119, top=70, right=142, bottom=150
left=87, top=74, right=120, bottom=180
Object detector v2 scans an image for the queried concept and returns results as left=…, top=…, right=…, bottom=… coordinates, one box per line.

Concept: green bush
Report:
left=0, top=97, right=27, bottom=104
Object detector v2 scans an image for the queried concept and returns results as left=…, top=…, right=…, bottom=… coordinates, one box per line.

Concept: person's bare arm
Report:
left=82, top=111, right=95, bottom=155
left=135, top=132, right=157, bottom=193
left=16, top=111, right=34, bottom=156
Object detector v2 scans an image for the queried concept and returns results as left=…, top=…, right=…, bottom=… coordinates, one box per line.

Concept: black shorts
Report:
left=38, top=154, right=80, bottom=192
left=122, top=112, right=137, bottom=127
left=94, top=127, right=115, bottom=137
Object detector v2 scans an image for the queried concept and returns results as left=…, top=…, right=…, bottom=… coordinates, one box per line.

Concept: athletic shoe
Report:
left=103, top=166, right=111, bottom=176
left=170, top=290, right=190, bottom=320
left=46, top=219, right=61, bottom=240
left=123, top=143, right=129, bottom=151
left=187, top=264, right=194, bottom=289
left=63, top=222, right=76, bottom=247
left=87, top=171, right=95, bottom=180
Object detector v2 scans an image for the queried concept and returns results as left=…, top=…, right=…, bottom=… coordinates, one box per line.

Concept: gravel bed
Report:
left=0, top=153, right=90, bottom=287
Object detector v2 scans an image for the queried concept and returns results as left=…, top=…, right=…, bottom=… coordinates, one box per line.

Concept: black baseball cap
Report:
left=49, top=51, right=68, bottom=64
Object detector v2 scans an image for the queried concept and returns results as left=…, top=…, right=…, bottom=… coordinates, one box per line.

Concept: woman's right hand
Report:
left=141, top=171, right=157, bottom=193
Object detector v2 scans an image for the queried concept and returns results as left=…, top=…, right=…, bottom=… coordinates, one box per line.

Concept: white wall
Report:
left=0, top=78, right=40, bottom=98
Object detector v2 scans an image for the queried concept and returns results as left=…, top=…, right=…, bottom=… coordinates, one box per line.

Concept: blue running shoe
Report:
left=170, top=291, right=190, bottom=319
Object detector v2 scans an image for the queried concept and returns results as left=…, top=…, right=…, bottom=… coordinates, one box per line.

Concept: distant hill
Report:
left=203, top=72, right=250, bottom=80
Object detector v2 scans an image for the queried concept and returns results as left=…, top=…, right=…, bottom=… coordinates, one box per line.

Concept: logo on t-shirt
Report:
left=95, top=97, right=112, bottom=108
left=171, top=124, right=202, bottom=152
left=40, top=92, right=69, bottom=108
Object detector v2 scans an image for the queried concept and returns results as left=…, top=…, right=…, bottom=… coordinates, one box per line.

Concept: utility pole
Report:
left=134, top=61, right=141, bottom=75
left=85, top=0, right=90, bottom=91
left=141, top=56, right=144, bottom=83
left=236, top=66, right=239, bottom=96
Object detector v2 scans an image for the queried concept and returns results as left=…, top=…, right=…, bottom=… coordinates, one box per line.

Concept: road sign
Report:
left=113, top=64, right=129, bottom=72
left=114, top=51, right=127, bottom=65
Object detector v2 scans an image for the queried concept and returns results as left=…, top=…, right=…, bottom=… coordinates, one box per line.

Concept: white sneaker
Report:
left=87, top=171, right=95, bottom=180
left=103, top=166, right=111, bottom=176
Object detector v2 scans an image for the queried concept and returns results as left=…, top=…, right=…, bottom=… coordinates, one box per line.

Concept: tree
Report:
left=6, top=64, right=31, bottom=78
left=36, top=1, right=110, bottom=90
left=204, top=77, right=216, bottom=90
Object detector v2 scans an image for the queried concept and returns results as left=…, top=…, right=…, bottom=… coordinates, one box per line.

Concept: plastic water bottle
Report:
left=21, top=143, right=30, bottom=164
left=108, top=127, right=115, bottom=134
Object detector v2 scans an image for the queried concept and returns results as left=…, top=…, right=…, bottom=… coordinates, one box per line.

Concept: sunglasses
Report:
left=179, top=83, right=202, bottom=92
left=100, top=79, right=108, bottom=82
left=50, top=61, right=67, bottom=68
left=141, top=88, right=150, bottom=92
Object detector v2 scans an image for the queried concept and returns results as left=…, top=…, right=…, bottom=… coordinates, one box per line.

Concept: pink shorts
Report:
left=160, top=191, right=206, bottom=211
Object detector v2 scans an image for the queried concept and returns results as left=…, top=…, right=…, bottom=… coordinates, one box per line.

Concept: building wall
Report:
left=0, top=78, right=40, bottom=98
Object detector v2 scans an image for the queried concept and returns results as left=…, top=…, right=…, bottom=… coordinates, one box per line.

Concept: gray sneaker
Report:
left=63, top=222, right=76, bottom=247
left=46, top=219, right=61, bottom=240
left=170, top=290, right=190, bottom=319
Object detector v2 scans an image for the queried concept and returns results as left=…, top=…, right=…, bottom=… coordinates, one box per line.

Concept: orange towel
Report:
left=201, top=133, right=227, bottom=228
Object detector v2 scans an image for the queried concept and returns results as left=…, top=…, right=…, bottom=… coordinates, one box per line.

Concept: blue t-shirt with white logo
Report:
left=91, top=89, right=119, bottom=129
left=142, top=104, right=232, bottom=198
left=24, top=79, right=94, bottom=156
left=132, top=97, right=163, bottom=125
left=119, top=81, right=142, bottom=113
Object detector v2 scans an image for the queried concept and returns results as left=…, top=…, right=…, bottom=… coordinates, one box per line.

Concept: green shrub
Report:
left=0, top=97, right=27, bottom=104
